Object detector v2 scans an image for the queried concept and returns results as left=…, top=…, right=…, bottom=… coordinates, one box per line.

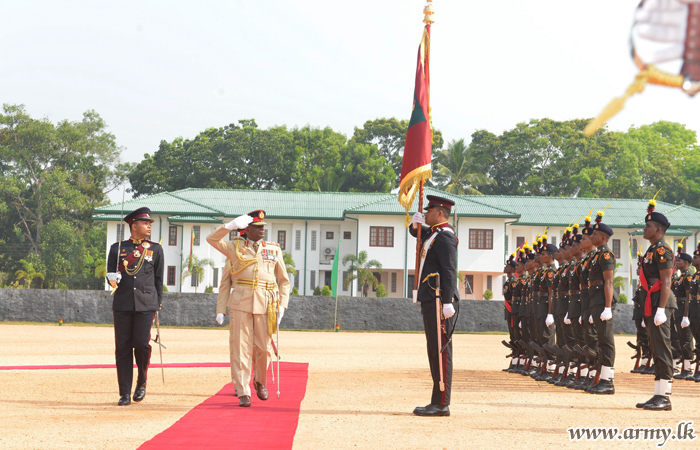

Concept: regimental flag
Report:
left=398, top=24, right=433, bottom=217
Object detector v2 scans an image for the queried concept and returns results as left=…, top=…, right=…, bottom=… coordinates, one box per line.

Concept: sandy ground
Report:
left=1, top=324, right=699, bottom=450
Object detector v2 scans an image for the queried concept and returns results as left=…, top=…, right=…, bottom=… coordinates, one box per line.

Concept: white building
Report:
left=93, top=189, right=700, bottom=301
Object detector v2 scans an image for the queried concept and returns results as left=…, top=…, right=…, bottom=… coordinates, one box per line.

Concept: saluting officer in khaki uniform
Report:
left=207, top=210, right=290, bottom=407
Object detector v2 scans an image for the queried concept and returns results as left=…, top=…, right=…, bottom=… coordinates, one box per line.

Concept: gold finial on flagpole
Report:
left=423, top=0, right=434, bottom=24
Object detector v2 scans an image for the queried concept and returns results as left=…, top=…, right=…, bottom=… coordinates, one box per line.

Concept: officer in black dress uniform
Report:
left=106, top=207, right=164, bottom=406
left=410, top=195, right=459, bottom=417
left=635, top=199, right=677, bottom=411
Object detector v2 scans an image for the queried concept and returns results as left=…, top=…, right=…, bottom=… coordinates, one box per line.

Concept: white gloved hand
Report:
left=443, top=303, right=455, bottom=319
left=545, top=314, right=554, bottom=326
left=216, top=313, right=224, bottom=325
left=654, top=308, right=667, bottom=326
left=564, top=313, right=571, bottom=325
left=589, top=315, right=594, bottom=324
left=224, top=214, right=254, bottom=230
left=641, top=319, right=646, bottom=328
left=277, top=307, right=285, bottom=325
left=518, top=321, right=522, bottom=329
left=412, top=212, right=424, bottom=227
left=106, top=272, right=121, bottom=287
left=600, top=307, right=613, bottom=321
left=682, top=316, right=691, bottom=328
left=632, top=0, right=688, bottom=64
left=578, top=316, right=582, bottom=324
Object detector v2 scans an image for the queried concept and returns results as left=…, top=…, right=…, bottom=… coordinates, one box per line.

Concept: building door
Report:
left=324, top=271, right=331, bottom=288
left=407, top=275, right=415, bottom=298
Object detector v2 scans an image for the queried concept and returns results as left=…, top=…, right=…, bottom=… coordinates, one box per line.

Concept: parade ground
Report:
left=1, top=323, right=699, bottom=450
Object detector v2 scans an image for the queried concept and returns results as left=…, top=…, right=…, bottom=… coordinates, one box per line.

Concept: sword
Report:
left=276, top=315, right=281, bottom=399
left=270, top=336, right=279, bottom=384
left=109, top=186, right=126, bottom=295
left=151, top=311, right=166, bottom=384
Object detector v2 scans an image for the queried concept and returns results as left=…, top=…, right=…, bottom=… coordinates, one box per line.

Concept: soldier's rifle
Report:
left=627, top=341, right=642, bottom=370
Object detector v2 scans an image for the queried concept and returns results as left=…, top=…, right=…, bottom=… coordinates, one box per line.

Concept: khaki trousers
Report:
left=229, top=310, right=269, bottom=397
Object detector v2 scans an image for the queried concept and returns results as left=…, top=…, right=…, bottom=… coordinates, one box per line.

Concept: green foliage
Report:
left=618, top=293, right=628, bottom=304
left=291, top=286, right=299, bottom=295
left=162, top=285, right=169, bottom=293
left=14, top=258, right=44, bottom=289
left=483, top=289, right=494, bottom=300
left=204, top=285, right=214, bottom=294
left=431, top=139, right=496, bottom=194
left=313, top=286, right=322, bottom=296
left=320, top=285, right=332, bottom=296
left=181, top=255, right=215, bottom=293
left=375, top=283, right=388, bottom=298
left=342, top=250, right=382, bottom=294
left=129, top=121, right=395, bottom=197
left=0, top=104, right=118, bottom=289
left=283, top=253, right=297, bottom=276
left=613, top=262, right=625, bottom=289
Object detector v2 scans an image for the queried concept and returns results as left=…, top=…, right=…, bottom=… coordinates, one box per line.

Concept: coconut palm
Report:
left=181, top=255, right=215, bottom=293
left=15, top=259, right=45, bottom=289
left=433, top=138, right=496, bottom=195
left=342, top=250, right=382, bottom=296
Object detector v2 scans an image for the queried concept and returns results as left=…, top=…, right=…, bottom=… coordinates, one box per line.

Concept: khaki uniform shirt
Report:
left=207, top=226, right=290, bottom=315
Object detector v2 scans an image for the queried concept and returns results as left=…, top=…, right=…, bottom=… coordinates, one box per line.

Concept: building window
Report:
left=167, top=266, right=176, bottom=286
left=229, top=230, right=237, bottom=241
left=168, top=226, right=177, bottom=246
left=632, top=239, right=638, bottom=257
left=295, top=230, right=301, bottom=250
left=391, top=272, right=397, bottom=293
left=213, top=268, right=219, bottom=288
left=192, top=226, right=201, bottom=246
left=344, top=231, right=351, bottom=240
left=613, top=239, right=621, bottom=258
left=311, top=231, right=317, bottom=251
left=550, top=236, right=557, bottom=246
left=264, top=229, right=269, bottom=241
left=516, top=236, right=525, bottom=248
left=369, top=227, right=394, bottom=247
left=464, top=275, right=474, bottom=294
left=342, top=271, right=349, bottom=291
left=191, top=273, right=199, bottom=287
left=278, top=231, right=286, bottom=250
left=117, top=224, right=125, bottom=242
left=487, top=275, right=492, bottom=291
left=310, top=271, right=316, bottom=290
left=294, top=274, right=299, bottom=289
left=469, top=229, right=493, bottom=250
left=632, top=279, right=637, bottom=291
left=326, top=231, right=334, bottom=240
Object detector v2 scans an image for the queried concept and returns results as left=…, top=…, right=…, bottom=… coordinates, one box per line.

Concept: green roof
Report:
left=347, top=187, right=519, bottom=218
left=630, top=228, right=692, bottom=236
left=94, top=191, right=223, bottom=216
left=167, top=215, right=224, bottom=224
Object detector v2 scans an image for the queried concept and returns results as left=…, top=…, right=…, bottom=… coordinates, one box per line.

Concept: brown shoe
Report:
left=254, top=381, right=269, bottom=401
left=239, top=395, right=251, bottom=407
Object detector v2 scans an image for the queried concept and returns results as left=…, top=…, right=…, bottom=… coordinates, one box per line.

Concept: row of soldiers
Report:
left=501, top=198, right=681, bottom=410
left=630, top=240, right=700, bottom=383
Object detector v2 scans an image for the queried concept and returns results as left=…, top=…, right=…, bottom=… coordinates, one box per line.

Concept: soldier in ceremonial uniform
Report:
left=503, top=254, right=518, bottom=371
left=106, top=207, right=164, bottom=406
left=206, top=210, right=290, bottom=407
left=673, top=244, right=694, bottom=380
left=410, top=195, right=459, bottom=417
left=586, top=211, right=617, bottom=395
left=691, top=245, right=700, bottom=382
left=631, top=256, right=653, bottom=374
left=635, top=199, right=677, bottom=411
left=538, top=242, right=558, bottom=381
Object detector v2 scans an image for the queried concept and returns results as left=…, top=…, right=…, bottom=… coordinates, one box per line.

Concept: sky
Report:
left=2, top=1, right=699, bottom=203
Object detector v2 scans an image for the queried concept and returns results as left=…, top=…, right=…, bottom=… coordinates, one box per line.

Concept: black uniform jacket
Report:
left=107, top=239, right=164, bottom=312
left=410, top=224, right=458, bottom=304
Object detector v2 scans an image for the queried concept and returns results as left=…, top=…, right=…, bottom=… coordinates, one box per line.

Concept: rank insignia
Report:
left=133, top=250, right=141, bottom=258
left=660, top=257, right=666, bottom=263
left=657, top=248, right=666, bottom=255
left=603, top=253, right=611, bottom=260
left=142, top=242, right=150, bottom=249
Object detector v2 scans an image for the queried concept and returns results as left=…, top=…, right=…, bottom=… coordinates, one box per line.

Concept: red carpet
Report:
left=137, top=362, right=308, bottom=450
left=0, top=362, right=230, bottom=371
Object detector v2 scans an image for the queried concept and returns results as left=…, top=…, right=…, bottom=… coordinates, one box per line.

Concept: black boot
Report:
left=588, top=379, right=615, bottom=395
left=643, top=395, right=672, bottom=411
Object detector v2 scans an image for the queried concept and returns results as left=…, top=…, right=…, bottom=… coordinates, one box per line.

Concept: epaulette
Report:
left=266, top=241, right=281, bottom=247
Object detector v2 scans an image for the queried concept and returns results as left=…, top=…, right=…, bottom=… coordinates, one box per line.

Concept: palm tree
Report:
left=433, top=138, right=496, bottom=195
left=283, top=253, right=297, bottom=277
left=314, top=170, right=346, bottom=192
left=342, top=250, right=382, bottom=297
left=15, top=259, right=45, bottom=289
left=181, top=255, right=215, bottom=293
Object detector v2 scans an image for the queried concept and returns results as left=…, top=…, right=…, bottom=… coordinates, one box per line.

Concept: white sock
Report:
left=659, top=379, right=672, bottom=396
left=654, top=380, right=661, bottom=396
left=640, top=358, right=648, bottom=367
left=600, top=366, right=614, bottom=381
left=569, top=366, right=578, bottom=375
left=684, top=360, right=692, bottom=371
left=547, top=362, right=556, bottom=372
left=580, top=368, right=589, bottom=377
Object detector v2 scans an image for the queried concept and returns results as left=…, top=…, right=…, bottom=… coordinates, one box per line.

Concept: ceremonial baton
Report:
left=152, top=311, right=166, bottom=384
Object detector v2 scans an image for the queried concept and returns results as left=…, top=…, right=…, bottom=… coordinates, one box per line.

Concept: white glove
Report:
left=545, top=314, right=554, bottom=326
left=564, top=313, right=571, bottom=325
left=632, top=0, right=688, bottom=65
left=106, top=272, right=121, bottom=287
left=412, top=212, right=424, bottom=227
left=578, top=316, right=582, bottom=324
left=224, top=214, right=254, bottom=230
left=600, top=307, right=613, bottom=321
left=641, top=319, right=646, bottom=328
left=216, top=313, right=224, bottom=325
left=589, top=315, right=594, bottom=324
left=443, top=303, right=455, bottom=319
left=518, top=321, right=522, bottom=329
left=654, top=308, right=667, bottom=326
left=277, top=307, right=285, bottom=325
left=682, top=316, right=691, bottom=328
